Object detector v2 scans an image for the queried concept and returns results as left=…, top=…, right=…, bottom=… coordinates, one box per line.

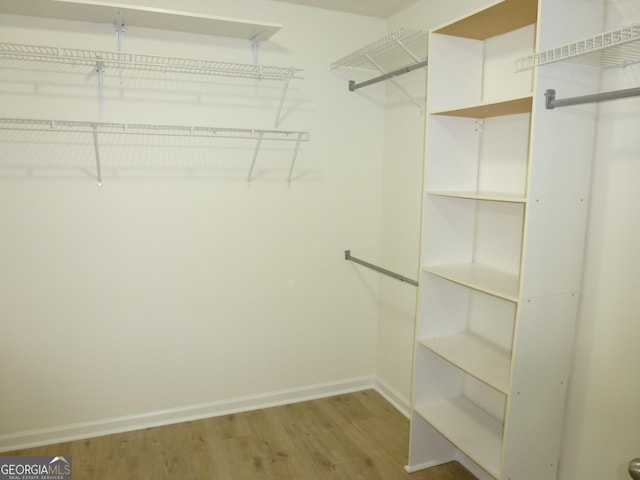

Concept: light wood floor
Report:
left=5, top=390, right=476, bottom=480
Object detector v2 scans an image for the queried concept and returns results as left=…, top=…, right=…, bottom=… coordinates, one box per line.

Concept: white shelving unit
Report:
left=407, top=0, right=603, bottom=479
left=0, top=4, right=309, bottom=184
left=331, top=28, right=428, bottom=112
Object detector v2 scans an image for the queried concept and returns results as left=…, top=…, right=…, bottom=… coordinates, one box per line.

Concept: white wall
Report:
left=0, top=0, right=388, bottom=443
left=559, top=1, right=640, bottom=479
left=3, top=2, right=638, bottom=475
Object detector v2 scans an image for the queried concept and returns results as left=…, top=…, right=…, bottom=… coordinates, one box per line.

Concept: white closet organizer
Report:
left=515, top=23, right=640, bottom=109
left=0, top=41, right=303, bottom=128
left=407, top=0, right=601, bottom=479
left=331, top=28, right=428, bottom=112
left=0, top=3, right=310, bottom=184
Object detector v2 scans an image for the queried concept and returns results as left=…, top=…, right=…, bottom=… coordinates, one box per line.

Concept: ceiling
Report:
left=270, top=0, right=421, bottom=19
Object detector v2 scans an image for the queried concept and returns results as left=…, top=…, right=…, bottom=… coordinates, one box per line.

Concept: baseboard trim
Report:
left=373, top=378, right=411, bottom=418
left=0, top=376, right=375, bottom=453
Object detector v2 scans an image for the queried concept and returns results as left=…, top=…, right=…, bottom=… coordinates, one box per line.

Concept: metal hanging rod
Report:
left=348, top=59, right=428, bottom=91
left=545, top=86, right=640, bottom=109
left=331, top=28, right=427, bottom=111
left=344, top=250, right=418, bottom=286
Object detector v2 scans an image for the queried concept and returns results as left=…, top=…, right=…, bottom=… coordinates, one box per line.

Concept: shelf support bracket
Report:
left=247, top=130, right=264, bottom=183
left=95, top=60, right=105, bottom=121
left=250, top=36, right=260, bottom=66
left=362, top=53, right=424, bottom=114
left=287, top=131, right=304, bottom=186
left=91, top=125, right=103, bottom=186
left=250, top=35, right=262, bottom=94
left=348, top=59, right=428, bottom=92
left=394, top=37, right=422, bottom=63
left=114, top=11, right=125, bottom=85
left=275, top=68, right=294, bottom=128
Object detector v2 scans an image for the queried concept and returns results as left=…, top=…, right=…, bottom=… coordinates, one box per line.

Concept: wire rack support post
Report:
left=91, top=125, right=103, bottom=186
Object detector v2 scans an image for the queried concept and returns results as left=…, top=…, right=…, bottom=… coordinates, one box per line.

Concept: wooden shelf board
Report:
left=414, top=397, right=503, bottom=478
left=423, top=263, right=520, bottom=302
left=0, top=0, right=281, bottom=41
left=418, top=334, right=511, bottom=394
left=434, top=0, right=538, bottom=40
left=429, top=95, right=533, bottom=118
left=426, top=190, right=527, bottom=204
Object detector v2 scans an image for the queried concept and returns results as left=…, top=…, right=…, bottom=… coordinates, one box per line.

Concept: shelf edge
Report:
left=0, top=0, right=282, bottom=41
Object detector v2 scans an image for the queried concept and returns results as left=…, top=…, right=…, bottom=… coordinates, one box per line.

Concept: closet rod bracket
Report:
left=275, top=68, right=295, bottom=128
left=545, top=89, right=557, bottom=109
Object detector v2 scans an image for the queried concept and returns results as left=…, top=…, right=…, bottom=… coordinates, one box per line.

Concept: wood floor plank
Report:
left=3, top=390, right=477, bottom=480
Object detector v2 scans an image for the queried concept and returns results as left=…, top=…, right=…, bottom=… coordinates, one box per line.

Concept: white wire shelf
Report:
left=0, top=42, right=302, bottom=81
left=0, top=118, right=310, bottom=185
left=0, top=118, right=310, bottom=141
left=515, top=23, right=640, bottom=71
left=331, top=28, right=428, bottom=71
